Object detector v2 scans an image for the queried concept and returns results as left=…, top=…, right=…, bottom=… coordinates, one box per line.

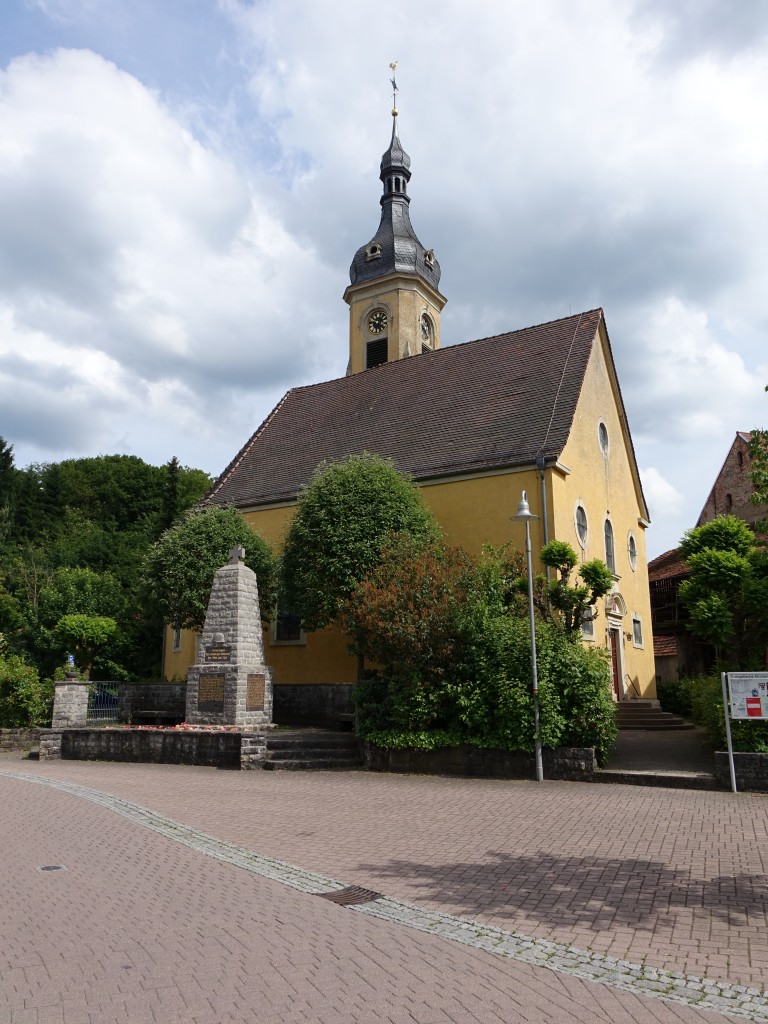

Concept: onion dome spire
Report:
left=349, top=65, right=441, bottom=290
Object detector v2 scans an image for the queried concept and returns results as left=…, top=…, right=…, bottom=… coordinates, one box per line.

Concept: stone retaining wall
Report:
left=37, top=728, right=267, bottom=770
left=0, top=728, right=40, bottom=751
left=714, top=751, right=768, bottom=792
left=364, top=743, right=597, bottom=781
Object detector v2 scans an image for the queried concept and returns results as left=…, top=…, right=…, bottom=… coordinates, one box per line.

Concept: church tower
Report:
left=344, top=71, right=446, bottom=374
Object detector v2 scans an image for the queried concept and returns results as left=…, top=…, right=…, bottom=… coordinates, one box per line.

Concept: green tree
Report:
left=0, top=645, right=52, bottom=728
left=0, top=447, right=213, bottom=678
left=679, top=515, right=768, bottom=667
left=537, top=540, right=614, bottom=633
left=281, top=454, right=439, bottom=637
left=749, top=417, right=768, bottom=512
left=52, top=614, right=119, bottom=678
left=37, top=567, right=125, bottom=625
left=141, top=506, right=277, bottom=632
left=0, top=437, right=16, bottom=549
left=342, top=537, right=478, bottom=689
left=346, top=536, right=617, bottom=763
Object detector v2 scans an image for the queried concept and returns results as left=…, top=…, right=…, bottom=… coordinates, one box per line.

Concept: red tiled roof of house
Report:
left=206, top=309, right=609, bottom=508
left=654, top=635, right=678, bottom=657
left=648, top=548, right=688, bottom=582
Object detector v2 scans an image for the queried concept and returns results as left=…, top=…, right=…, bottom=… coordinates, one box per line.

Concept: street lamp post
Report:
left=513, top=490, right=544, bottom=782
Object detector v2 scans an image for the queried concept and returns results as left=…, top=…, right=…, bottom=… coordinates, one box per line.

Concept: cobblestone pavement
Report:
left=2, top=756, right=767, bottom=1023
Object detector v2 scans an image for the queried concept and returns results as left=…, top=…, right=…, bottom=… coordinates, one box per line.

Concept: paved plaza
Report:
left=2, top=754, right=767, bottom=1023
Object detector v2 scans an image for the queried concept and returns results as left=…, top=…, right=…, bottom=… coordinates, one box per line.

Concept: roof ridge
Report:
left=285, top=308, right=606, bottom=398
left=457, top=307, right=603, bottom=350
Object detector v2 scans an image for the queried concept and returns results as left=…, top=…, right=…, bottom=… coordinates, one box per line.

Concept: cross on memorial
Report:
left=229, top=545, right=245, bottom=565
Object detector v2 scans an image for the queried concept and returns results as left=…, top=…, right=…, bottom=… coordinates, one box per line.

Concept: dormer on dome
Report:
left=344, top=68, right=446, bottom=375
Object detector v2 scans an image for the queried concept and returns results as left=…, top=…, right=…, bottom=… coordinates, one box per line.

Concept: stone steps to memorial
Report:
left=262, top=730, right=364, bottom=771
left=263, top=755, right=363, bottom=771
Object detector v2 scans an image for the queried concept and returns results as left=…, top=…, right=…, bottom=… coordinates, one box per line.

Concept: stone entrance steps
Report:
left=616, top=699, right=694, bottom=731
left=263, top=729, right=363, bottom=771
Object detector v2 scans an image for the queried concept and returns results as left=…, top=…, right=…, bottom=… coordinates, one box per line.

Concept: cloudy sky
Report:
left=1, top=0, right=767, bottom=557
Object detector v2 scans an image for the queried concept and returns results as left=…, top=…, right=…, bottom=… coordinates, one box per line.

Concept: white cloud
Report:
left=0, top=46, right=340, bottom=465
left=628, top=297, right=762, bottom=440
left=640, top=466, right=684, bottom=518
left=2, top=0, right=768, bottom=558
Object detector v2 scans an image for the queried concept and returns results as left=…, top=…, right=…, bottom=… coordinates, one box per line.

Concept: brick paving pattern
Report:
left=2, top=755, right=767, bottom=1022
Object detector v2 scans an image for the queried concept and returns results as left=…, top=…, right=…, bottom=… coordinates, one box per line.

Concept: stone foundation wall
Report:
left=37, top=727, right=267, bottom=769
left=714, top=751, right=768, bottom=792
left=0, top=728, right=41, bottom=751
left=273, top=684, right=354, bottom=726
left=364, top=743, right=597, bottom=781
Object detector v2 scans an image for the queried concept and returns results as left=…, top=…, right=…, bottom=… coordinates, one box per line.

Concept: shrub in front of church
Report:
left=347, top=538, right=617, bottom=766
left=280, top=454, right=440, bottom=635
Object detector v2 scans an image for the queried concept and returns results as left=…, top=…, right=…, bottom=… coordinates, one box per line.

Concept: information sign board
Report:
left=722, top=671, right=768, bottom=793
left=727, top=672, right=768, bottom=720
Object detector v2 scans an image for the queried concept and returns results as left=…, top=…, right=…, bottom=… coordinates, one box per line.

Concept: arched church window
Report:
left=604, top=518, right=615, bottom=573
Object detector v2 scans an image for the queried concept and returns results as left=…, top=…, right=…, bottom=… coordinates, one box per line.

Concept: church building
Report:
left=164, top=106, right=657, bottom=722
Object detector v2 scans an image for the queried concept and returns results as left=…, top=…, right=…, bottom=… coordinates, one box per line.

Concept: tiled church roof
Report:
left=205, top=308, right=604, bottom=509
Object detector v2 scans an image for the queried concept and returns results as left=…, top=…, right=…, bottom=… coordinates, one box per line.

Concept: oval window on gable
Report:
left=598, top=421, right=609, bottom=456
left=628, top=531, right=638, bottom=571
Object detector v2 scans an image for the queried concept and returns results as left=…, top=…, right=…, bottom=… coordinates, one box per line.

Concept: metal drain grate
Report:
left=314, top=885, right=382, bottom=906
left=36, top=865, right=66, bottom=872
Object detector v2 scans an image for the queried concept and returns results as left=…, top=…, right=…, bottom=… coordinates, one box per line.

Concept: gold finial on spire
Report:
left=389, top=61, right=398, bottom=118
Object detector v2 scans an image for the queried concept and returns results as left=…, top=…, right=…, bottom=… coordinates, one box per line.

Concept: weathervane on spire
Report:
left=389, top=61, right=398, bottom=119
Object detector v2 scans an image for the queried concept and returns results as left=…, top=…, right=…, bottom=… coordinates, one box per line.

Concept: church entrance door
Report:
left=608, top=626, right=622, bottom=700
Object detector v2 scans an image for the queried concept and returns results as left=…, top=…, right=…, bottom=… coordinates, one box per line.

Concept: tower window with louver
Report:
left=366, top=337, right=388, bottom=368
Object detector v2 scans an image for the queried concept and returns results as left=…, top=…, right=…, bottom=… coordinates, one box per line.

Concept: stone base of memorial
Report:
left=185, top=665, right=273, bottom=730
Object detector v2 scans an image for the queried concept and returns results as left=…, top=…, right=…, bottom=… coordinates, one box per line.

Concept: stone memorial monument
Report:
left=185, top=546, right=273, bottom=728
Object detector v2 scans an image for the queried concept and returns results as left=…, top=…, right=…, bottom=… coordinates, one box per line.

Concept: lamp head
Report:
left=513, top=489, right=539, bottom=522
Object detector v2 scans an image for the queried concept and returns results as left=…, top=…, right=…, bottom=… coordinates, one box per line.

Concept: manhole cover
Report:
left=36, top=865, right=66, bottom=872
left=315, top=885, right=382, bottom=906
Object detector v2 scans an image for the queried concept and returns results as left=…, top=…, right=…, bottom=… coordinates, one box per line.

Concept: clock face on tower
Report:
left=367, top=309, right=388, bottom=335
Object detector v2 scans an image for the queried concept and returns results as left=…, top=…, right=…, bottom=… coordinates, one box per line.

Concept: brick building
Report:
left=697, top=432, right=767, bottom=528
left=649, top=431, right=766, bottom=684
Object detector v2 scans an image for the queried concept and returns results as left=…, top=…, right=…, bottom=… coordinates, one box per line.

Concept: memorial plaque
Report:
left=198, top=674, right=225, bottom=706
left=205, top=644, right=231, bottom=663
left=246, top=673, right=265, bottom=711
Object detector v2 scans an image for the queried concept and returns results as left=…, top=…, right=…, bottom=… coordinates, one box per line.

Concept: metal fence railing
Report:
left=87, top=682, right=120, bottom=724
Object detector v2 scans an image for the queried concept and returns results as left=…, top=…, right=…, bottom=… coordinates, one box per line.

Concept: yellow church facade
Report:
left=164, top=111, right=656, bottom=716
